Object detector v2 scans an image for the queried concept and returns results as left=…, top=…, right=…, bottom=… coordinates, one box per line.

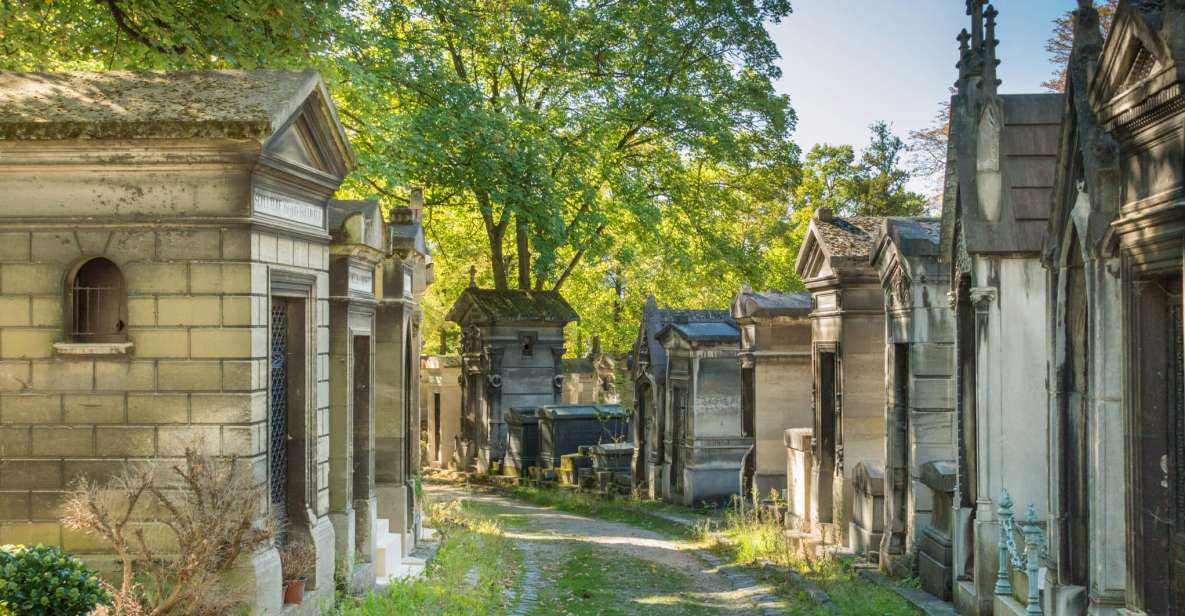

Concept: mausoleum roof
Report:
left=0, top=70, right=333, bottom=141
left=731, top=289, right=811, bottom=319
left=446, top=287, right=579, bottom=325
left=870, top=217, right=941, bottom=263
left=637, top=301, right=732, bottom=383
left=812, top=215, right=883, bottom=259
left=657, top=319, right=740, bottom=346
left=536, top=404, right=627, bottom=419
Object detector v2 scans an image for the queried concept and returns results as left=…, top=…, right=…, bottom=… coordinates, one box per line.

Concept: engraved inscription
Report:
left=253, top=189, right=324, bottom=227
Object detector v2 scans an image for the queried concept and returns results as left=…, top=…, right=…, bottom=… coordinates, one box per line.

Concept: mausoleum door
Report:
left=353, top=335, right=373, bottom=556
left=671, top=385, right=687, bottom=494
left=1061, top=239, right=1089, bottom=587
left=885, top=343, right=909, bottom=556
left=634, top=384, right=649, bottom=483
left=741, top=365, right=756, bottom=496
left=816, top=350, right=837, bottom=523
left=1132, top=274, right=1183, bottom=614
left=954, top=277, right=977, bottom=579
left=270, top=300, right=291, bottom=539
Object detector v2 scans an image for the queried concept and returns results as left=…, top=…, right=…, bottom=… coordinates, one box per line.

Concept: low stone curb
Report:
left=856, top=570, right=957, bottom=616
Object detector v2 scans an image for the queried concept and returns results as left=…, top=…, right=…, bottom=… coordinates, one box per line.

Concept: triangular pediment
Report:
left=260, top=81, right=354, bottom=184
left=1092, top=3, right=1170, bottom=105
left=793, top=222, right=833, bottom=282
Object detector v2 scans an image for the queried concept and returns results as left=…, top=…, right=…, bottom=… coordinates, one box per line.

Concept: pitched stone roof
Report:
left=636, top=298, right=730, bottom=384
left=812, top=216, right=883, bottom=259
left=659, top=320, right=740, bottom=344
left=446, top=288, right=579, bottom=325
left=731, top=289, right=811, bottom=320
left=0, top=70, right=327, bottom=140
left=871, top=217, right=942, bottom=264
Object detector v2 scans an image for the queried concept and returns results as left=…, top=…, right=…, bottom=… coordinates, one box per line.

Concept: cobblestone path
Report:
left=427, top=484, right=788, bottom=616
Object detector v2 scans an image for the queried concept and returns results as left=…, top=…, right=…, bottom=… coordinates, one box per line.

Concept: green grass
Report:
left=496, top=483, right=708, bottom=537
left=330, top=499, right=520, bottom=616
left=528, top=542, right=719, bottom=616
left=705, top=498, right=922, bottom=616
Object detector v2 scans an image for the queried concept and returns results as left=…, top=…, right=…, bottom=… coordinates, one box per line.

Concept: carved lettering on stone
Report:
left=253, top=189, right=325, bottom=228
left=349, top=264, right=374, bottom=294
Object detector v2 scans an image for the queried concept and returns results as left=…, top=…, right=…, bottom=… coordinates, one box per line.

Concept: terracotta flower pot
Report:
left=283, top=578, right=306, bottom=605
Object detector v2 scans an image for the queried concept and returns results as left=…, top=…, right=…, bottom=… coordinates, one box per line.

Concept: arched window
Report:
left=68, top=258, right=127, bottom=343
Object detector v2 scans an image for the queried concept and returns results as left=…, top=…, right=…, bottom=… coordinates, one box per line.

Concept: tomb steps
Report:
left=374, top=518, right=435, bottom=584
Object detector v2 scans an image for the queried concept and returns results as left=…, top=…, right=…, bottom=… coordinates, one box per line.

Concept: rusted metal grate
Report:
left=70, top=284, right=122, bottom=340
left=269, top=301, right=290, bottom=539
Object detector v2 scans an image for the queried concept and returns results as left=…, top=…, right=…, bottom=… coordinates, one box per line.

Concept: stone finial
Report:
left=967, top=0, right=985, bottom=49
left=982, top=4, right=1001, bottom=96
left=468, top=265, right=477, bottom=288
left=410, top=187, right=424, bottom=222
left=740, top=282, right=753, bottom=295
left=814, top=207, right=833, bottom=222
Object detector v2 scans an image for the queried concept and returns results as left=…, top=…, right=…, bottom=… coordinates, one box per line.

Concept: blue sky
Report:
left=769, top=0, right=1068, bottom=156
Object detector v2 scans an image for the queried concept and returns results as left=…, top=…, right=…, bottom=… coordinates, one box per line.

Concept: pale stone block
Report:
left=129, top=329, right=188, bottom=358
left=64, top=394, right=126, bottom=424
left=31, top=361, right=93, bottom=390
left=0, top=296, right=30, bottom=326
left=31, top=296, right=62, bottom=327
left=1, top=328, right=56, bottom=359
left=190, top=263, right=252, bottom=294
left=62, top=459, right=126, bottom=485
left=0, top=232, right=30, bottom=262
left=258, top=233, right=278, bottom=263
left=124, top=262, right=188, bottom=294
left=27, top=496, right=65, bottom=524
left=96, top=426, right=155, bottom=456
left=222, top=296, right=253, bottom=326
left=221, top=361, right=255, bottom=391
left=0, top=426, right=30, bottom=456
left=251, top=263, right=268, bottom=295
left=276, top=237, right=295, bottom=265
left=190, top=328, right=253, bottom=359
left=158, top=229, right=221, bottom=260
left=0, top=492, right=29, bottom=520
left=293, top=241, right=309, bottom=269
left=126, top=297, right=156, bottom=327
left=157, top=296, right=221, bottom=327
left=0, top=522, right=61, bottom=546
left=0, top=361, right=30, bottom=393
left=61, top=526, right=110, bottom=551
left=30, top=232, right=80, bottom=264
left=128, top=394, right=188, bottom=424
left=222, top=425, right=254, bottom=456
left=95, top=361, right=155, bottom=391
left=251, top=326, right=267, bottom=359
left=105, top=230, right=156, bottom=264
left=0, top=459, right=61, bottom=489
left=2, top=264, right=60, bottom=295
left=158, top=360, right=221, bottom=391
left=223, top=228, right=252, bottom=261
left=32, top=426, right=94, bottom=456
left=158, top=425, right=221, bottom=456
left=191, top=394, right=253, bottom=423
left=2, top=394, right=62, bottom=424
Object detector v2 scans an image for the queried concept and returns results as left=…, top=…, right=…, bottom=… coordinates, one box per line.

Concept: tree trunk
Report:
left=516, top=212, right=531, bottom=290
left=476, top=190, right=510, bottom=290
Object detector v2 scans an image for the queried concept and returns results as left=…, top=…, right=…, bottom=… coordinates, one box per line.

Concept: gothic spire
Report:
left=982, top=4, right=1001, bottom=97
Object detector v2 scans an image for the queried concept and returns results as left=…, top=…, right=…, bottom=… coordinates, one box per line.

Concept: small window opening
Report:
left=519, top=332, right=536, bottom=358
left=69, top=258, right=127, bottom=343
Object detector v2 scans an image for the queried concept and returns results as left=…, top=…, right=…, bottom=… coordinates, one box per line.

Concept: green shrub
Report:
left=0, top=544, right=109, bottom=615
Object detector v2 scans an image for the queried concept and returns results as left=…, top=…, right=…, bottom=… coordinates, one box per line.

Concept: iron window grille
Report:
left=69, top=258, right=127, bottom=343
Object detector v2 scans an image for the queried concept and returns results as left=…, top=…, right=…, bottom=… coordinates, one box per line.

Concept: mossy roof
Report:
left=812, top=215, right=883, bottom=259
left=0, top=70, right=326, bottom=141
left=446, top=288, right=579, bottom=325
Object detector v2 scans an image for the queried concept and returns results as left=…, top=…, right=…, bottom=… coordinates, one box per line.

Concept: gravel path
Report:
left=427, top=484, right=788, bottom=616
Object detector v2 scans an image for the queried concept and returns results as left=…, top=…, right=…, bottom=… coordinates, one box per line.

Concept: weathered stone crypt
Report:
left=794, top=209, right=886, bottom=546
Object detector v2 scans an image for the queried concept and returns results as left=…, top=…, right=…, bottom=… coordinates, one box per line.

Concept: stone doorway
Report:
left=270, top=297, right=309, bottom=545
left=1132, top=274, right=1184, bottom=614
left=884, top=343, right=909, bottom=559
left=353, top=335, right=373, bottom=558
left=433, top=392, right=442, bottom=465
left=634, top=383, right=650, bottom=487
left=671, top=385, right=687, bottom=496
left=741, top=364, right=756, bottom=497
left=1060, top=236, right=1089, bottom=588
left=815, top=349, right=837, bottom=524
left=954, top=276, right=977, bottom=581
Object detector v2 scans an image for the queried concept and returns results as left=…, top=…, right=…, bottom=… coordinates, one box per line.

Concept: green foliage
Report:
left=0, top=544, right=110, bottom=615
left=331, top=499, right=518, bottom=615
left=0, top=0, right=347, bottom=71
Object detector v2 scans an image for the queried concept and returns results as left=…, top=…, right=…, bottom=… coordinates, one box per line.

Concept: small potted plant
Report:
left=279, top=540, right=317, bottom=605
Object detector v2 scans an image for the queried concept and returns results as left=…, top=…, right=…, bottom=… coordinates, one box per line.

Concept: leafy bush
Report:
left=0, top=544, right=109, bottom=615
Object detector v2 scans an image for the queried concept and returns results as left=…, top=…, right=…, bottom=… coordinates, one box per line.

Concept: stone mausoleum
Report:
left=0, top=70, right=430, bottom=613
left=446, top=286, right=578, bottom=474
left=794, top=209, right=886, bottom=546
left=655, top=314, right=748, bottom=506
left=730, top=287, right=812, bottom=500
left=868, top=217, right=955, bottom=573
